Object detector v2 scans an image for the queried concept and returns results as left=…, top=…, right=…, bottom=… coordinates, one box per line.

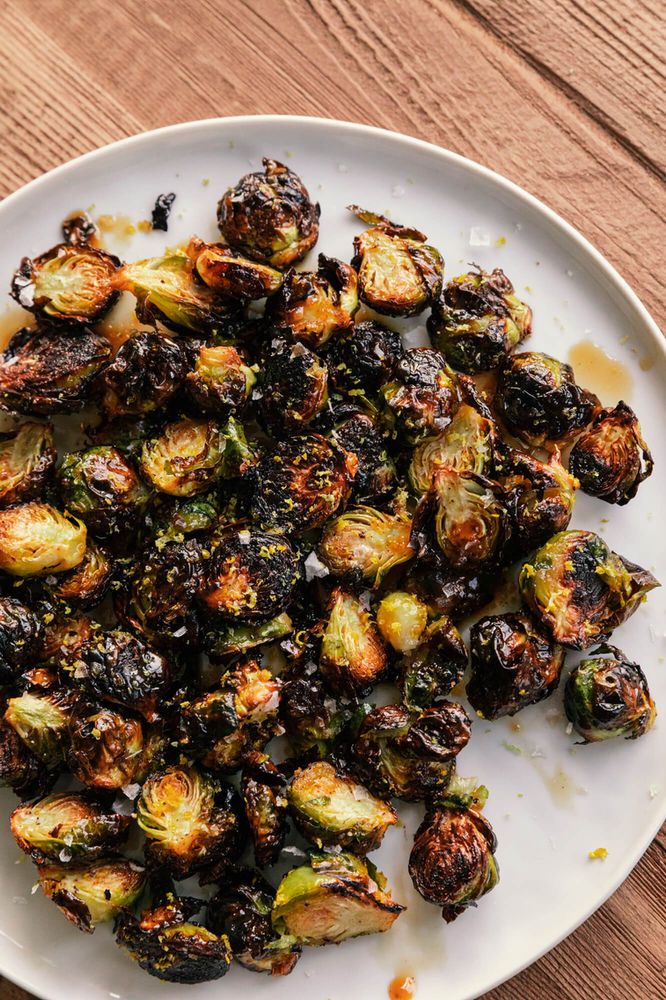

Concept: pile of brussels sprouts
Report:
left=0, top=156, right=658, bottom=984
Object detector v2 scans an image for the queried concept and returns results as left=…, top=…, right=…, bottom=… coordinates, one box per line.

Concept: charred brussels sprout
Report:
left=248, top=433, right=355, bottom=533
left=428, top=267, right=531, bottom=372
left=140, top=418, right=242, bottom=496
left=280, top=676, right=355, bottom=758
left=151, top=491, right=221, bottom=541
left=186, top=344, right=256, bottom=416
left=58, top=447, right=150, bottom=541
left=123, top=539, right=204, bottom=648
left=0, top=421, right=56, bottom=506
left=404, top=560, right=496, bottom=622
left=0, top=596, right=42, bottom=682
left=241, top=753, right=288, bottom=868
left=399, top=617, right=468, bottom=712
left=10, top=791, right=130, bottom=864
left=266, top=254, right=358, bottom=348
left=349, top=206, right=443, bottom=316
left=382, top=348, right=459, bottom=442
left=202, top=612, right=293, bottom=659
left=519, top=530, right=659, bottom=649
left=0, top=720, right=53, bottom=798
left=467, top=612, right=564, bottom=719
left=67, top=703, right=148, bottom=789
left=272, top=850, right=404, bottom=945
left=0, top=503, right=86, bottom=577
left=501, top=448, right=577, bottom=556
left=318, top=506, right=413, bottom=587
left=61, top=210, right=97, bottom=247
left=377, top=591, right=428, bottom=653
left=191, top=239, right=283, bottom=298
left=49, top=539, right=112, bottom=609
left=137, top=765, right=243, bottom=878
left=260, top=336, right=328, bottom=430
left=288, top=761, right=396, bottom=854
left=12, top=243, right=120, bottom=323
left=4, top=687, right=77, bottom=761
left=217, top=157, right=319, bottom=268
left=327, top=320, right=404, bottom=393
left=408, top=403, right=497, bottom=493
left=569, top=401, right=653, bottom=505
left=37, top=612, right=94, bottom=669
left=100, top=331, right=188, bottom=419
left=0, top=326, right=111, bottom=415
left=330, top=412, right=396, bottom=505
left=352, top=703, right=471, bottom=801
left=564, top=645, right=656, bottom=742
left=319, top=588, right=387, bottom=697
left=38, top=857, right=145, bottom=932
left=495, top=352, right=598, bottom=444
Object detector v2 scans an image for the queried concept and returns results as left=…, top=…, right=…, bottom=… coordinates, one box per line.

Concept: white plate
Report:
left=0, top=117, right=664, bottom=1000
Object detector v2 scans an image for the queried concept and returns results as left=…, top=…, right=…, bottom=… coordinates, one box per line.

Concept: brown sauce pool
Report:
left=389, top=974, right=416, bottom=999
left=567, top=340, right=633, bottom=405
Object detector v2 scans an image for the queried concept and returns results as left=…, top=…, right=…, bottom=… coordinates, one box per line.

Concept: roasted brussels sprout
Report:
left=409, top=801, right=498, bottom=922
left=151, top=491, right=221, bottom=542
left=408, top=403, right=497, bottom=493
left=327, top=320, right=404, bottom=393
left=11, top=243, right=120, bottom=323
left=569, top=401, right=653, bottom=505
left=266, top=254, right=358, bottom=348
left=202, top=613, right=293, bottom=659
left=428, top=267, right=531, bottom=372
left=208, top=869, right=300, bottom=975
left=140, top=417, right=246, bottom=496
left=352, top=702, right=471, bottom=801
left=0, top=596, right=42, bottom=682
left=519, top=530, right=659, bottom=649
left=38, top=857, right=145, bottom=932
left=37, top=612, right=94, bottom=669
left=67, top=702, right=149, bottom=789
left=501, top=448, right=577, bottom=556
left=241, top=753, right=288, bottom=868
left=186, top=344, right=256, bottom=416
left=288, top=761, right=396, bottom=854
left=191, top=238, right=283, bottom=298
left=382, top=348, right=459, bottom=442
left=318, top=506, right=413, bottom=587
left=349, top=206, right=443, bottom=316
left=260, top=335, right=328, bottom=430
left=467, top=612, right=564, bottom=719
left=4, top=688, right=78, bottom=762
left=48, top=539, right=112, bottom=610
left=280, top=675, right=356, bottom=758
left=248, top=433, right=356, bottom=533
left=58, top=447, right=150, bottom=541
left=319, top=588, right=387, bottom=697
left=404, top=559, right=496, bottom=622
left=495, top=352, right=599, bottom=444
left=217, top=158, right=319, bottom=268
left=137, top=765, right=243, bottom=878
left=330, top=411, right=396, bottom=505
left=272, top=850, right=404, bottom=945
left=0, top=720, right=53, bottom=798
left=10, top=791, right=130, bottom=864
left=0, top=326, right=111, bottom=415
left=376, top=591, right=428, bottom=653
left=564, top=644, right=656, bottom=742
left=399, top=616, right=468, bottom=712
left=122, top=538, right=204, bottom=648
left=100, top=331, right=189, bottom=419
left=116, top=890, right=232, bottom=983
left=0, top=421, right=56, bottom=506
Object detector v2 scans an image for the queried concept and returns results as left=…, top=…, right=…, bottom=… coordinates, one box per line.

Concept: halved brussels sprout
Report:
left=241, top=752, right=288, bottom=868
left=0, top=720, right=53, bottom=798
left=409, top=802, right=499, bottom=922
left=122, top=538, right=204, bottom=648
left=495, top=352, right=599, bottom=444
left=37, top=612, right=94, bottom=669
left=349, top=206, right=443, bottom=316
left=100, top=331, right=189, bottom=419
left=327, top=320, right=404, bottom=393
left=137, top=765, right=243, bottom=878
left=38, top=857, right=145, bottom=932
left=501, top=448, right=577, bottom=557
left=266, top=254, right=358, bottom=348
left=58, top=447, right=150, bottom=541
left=408, top=403, right=497, bottom=493
left=140, top=417, right=244, bottom=496
left=186, top=344, right=256, bottom=416
left=12, top=243, right=120, bottom=323
left=208, top=869, right=300, bottom=975
left=48, top=539, right=112, bottom=610
left=519, top=530, right=659, bottom=649
left=0, top=596, right=42, bottom=683
left=382, top=348, right=460, bottom=442
left=10, top=791, right=130, bottom=864
left=248, top=433, right=356, bottom=533
left=399, top=616, right=468, bottom=712
left=260, top=335, right=328, bottom=431
left=4, top=688, right=79, bottom=762
left=0, top=421, right=56, bottom=506
left=428, top=267, right=531, bottom=372
left=288, top=761, right=396, bottom=854
left=568, top=401, right=653, bottom=505
left=191, top=238, right=284, bottom=298
left=467, top=611, right=564, bottom=719
left=0, top=326, right=111, bottom=415
left=67, top=702, right=147, bottom=789
left=202, top=612, right=293, bottom=659
left=151, top=491, right=221, bottom=543
left=272, top=850, right=404, bottom=945
left=404, top=560, right=496, bottom=622
left=564, top=644, right=656, bottom=742
left=352, top=702, right=470, bottom=801
left=330, top=411, right=396, bottom=505
left=319, top=588, right=388, bottom=697
left=377, top=591, right=429, bottom=653
left=217, top=158, right=320, bottom=268
left=280, top=675, right=357, bottom=758
left=318, top=506, right=414, bottom=587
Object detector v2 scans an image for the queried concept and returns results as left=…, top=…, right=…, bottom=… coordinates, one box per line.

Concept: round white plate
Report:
left=0, top=117, right=664, bottom=1000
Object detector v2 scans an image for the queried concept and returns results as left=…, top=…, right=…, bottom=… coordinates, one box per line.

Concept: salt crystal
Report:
left=304, top=551, right=330, bottom=581
left=469, top=226, right=490, bottom=247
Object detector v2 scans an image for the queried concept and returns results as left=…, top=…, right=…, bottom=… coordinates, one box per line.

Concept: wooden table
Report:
left=0, top=1, right=664, bottom=997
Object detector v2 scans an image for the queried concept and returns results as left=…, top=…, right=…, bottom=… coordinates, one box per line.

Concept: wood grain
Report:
left=0, top=1, right=664, bottom=998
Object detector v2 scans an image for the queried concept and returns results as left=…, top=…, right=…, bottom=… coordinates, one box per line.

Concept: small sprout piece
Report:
left=217, top=157, right=319, bottom=268
left=382, top=348, right=459, bottom=442
left=408, top=403, right=497, bottom=493
left=10, top=791, right=130, bottom=863
left=377, top=591, right=428, bottom=653
left=495, top=352, right=599, bottom=444
left=100, top=332, right=188, bottom=419
left=519, top=530, right=659, bottom=649
left=399, top=616, right=468, bottom=712
left=0, top=721, right=52, bottom=799
left=327, top=320, right=404, bottom=393
left=140, top=418, right=228, bottom=496
left=260, top=336, right=329, bottom=431
left=67, top=704, right=146, bottom=789
left=280, top=676, right=355, bottom=757
left=272, top=850, right=404, bottom=945
left=0, top=421, right=56, bottom=506
left=137, top=765, right=243, bottom=878
left=501, top=448, right=577, bottom=556
left=0, top=596, right=42, bottom=683
left=186, top=344, right=256, bottom=416
left=330, top=411, right=396, bottom=505
left=12, top=243, right=120, bottom=323
left=192, top=239, right=284, bottom=298
left=38, top=857, right=145, bottom=932
left=38, top=613, right=94, bottom=668
left=0, top=326, right=111, bottom=415
left=151, top=191, right=176, bottom=230
left=288, top=761, right=397, bottom=854
left=4, top=688, right=78, bottom=762
left=202, top=612, right=293, bottom=659
left=349, top=206, right=443, bottom=316
left=468, top=612, right=564, bottom=719
left=320, top=588, right=388, bottom=697
left=564, top=644, right=656, bottom=742
left=58, top=447, right=150, bottom=540
left=62, top=210, right=97, bottom=247
left=241, top=753, right=288, bottom=868
left=49, top=539, right=112, bottom=610
left=266, top=254, right=358, bottom=348
left=318, top=507, right=413, bottom=587
left=428, top=267, right=531, bottom=372
left=569, top=401, right=653, bottom=505
left=123, top=538, right=203, bottom=648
